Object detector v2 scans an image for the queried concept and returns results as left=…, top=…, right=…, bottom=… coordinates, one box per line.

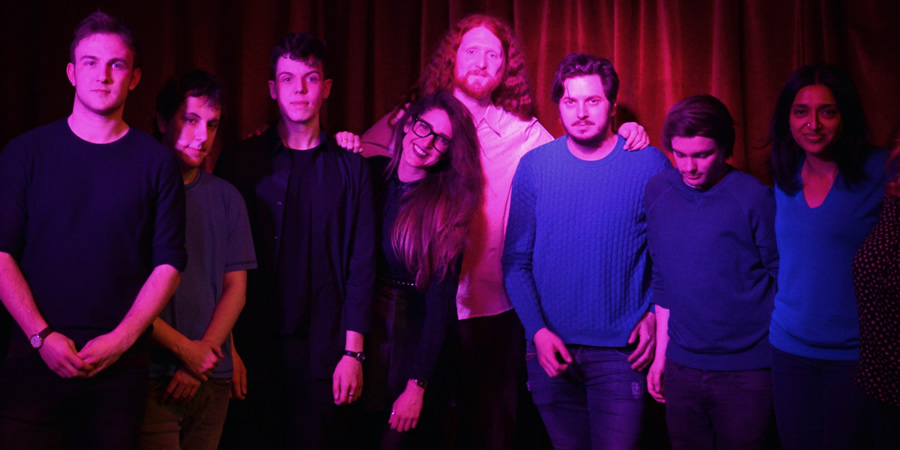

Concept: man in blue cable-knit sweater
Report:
left=503, top=53, right=671, bottom=449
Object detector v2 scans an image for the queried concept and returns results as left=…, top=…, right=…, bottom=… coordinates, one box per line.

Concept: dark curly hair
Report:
left=550, top=52, right=618, bottom=105
left=405, top=14, right=536, bottom=121
left=270, top=32, right=328, bottom=79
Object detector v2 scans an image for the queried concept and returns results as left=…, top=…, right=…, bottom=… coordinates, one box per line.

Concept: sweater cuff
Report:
left=521, top=317, right=548, bottom=343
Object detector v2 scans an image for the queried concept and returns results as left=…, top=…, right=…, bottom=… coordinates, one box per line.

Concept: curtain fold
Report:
left=2, top=0, right=897, bottom=183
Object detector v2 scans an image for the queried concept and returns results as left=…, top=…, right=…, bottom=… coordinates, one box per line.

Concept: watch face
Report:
left=30, top=335, right=42, bottom=349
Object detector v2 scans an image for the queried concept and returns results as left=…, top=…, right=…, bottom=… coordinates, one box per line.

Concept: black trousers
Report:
left=354, top=283, right=454, bottom=449
left=455, top=310, right=530, bottom=450
left=0, top=338, right=150, bottom=450
left=220, top=334, right=355, bottom=450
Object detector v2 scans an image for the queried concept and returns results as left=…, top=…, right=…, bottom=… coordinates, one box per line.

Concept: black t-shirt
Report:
left=276, top=143, right=325, bottom=336
left=0, top=119, right=186, bottom=347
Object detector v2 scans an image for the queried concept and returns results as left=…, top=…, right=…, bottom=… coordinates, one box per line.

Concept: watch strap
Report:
left=38, top=326, right=54, bottom=340
left=343, top=350, right=365, bottom=364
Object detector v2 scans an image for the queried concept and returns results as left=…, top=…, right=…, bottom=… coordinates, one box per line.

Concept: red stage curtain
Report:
left=2, top=0, right=898, bottom=184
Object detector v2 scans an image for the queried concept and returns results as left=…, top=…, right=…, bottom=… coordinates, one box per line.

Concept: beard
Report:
left=455, top=69, right=503, bottom=101
left=563, top=118, right=611, bottom=148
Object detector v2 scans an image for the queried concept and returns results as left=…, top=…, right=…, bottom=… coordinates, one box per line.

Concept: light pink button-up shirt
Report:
left=456, top=104, right=554, bottom=320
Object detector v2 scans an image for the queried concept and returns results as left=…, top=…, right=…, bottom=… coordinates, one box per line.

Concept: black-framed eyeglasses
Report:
left=411, top=116, right=452, bottom=153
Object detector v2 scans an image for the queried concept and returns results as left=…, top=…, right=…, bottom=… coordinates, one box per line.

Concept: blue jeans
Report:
left=772, top=348, right=869, bottom=450
left=526, top=344, right=645, bottom=450
left=663, top=360, right=774, bottom=450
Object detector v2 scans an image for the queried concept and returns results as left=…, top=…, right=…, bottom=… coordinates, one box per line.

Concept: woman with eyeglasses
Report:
left=339, top=90, right=482, bottom=448
left=768, top=64, right=889, bottom=449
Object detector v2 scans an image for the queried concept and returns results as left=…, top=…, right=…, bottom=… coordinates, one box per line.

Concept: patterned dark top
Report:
left=853, top=194, right=900, bottom=406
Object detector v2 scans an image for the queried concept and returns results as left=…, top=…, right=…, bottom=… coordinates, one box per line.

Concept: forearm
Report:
left=758, top=223, right=779, bottom=279
left=654, top=306, right=670, bottom=361
left=343, top=166, right=376, bottom=334
left=150, top=316, right=192, bottom=357
left=199, top=271, right=247, bottom=347
left=0, top=252, right=49, bottom=337
left=360, top=111, right=397, bottom=158
left=502, top=261, right=545, bottom=341
left=345, top=330, right=363, bottom=353
left=111, top=264, right=180, bottom=349
left=502, top=164, right=545, bottom=341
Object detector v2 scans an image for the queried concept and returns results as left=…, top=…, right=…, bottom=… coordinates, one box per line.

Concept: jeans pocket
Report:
left=662, top=359, right=688, bottom=384
left=728, top=369, right=773, bottom=392
left=610, top=343, right=638, bottom=358
left=525, top=341, right=537, bottom=360
left=525, top=356, right=555, bottom=404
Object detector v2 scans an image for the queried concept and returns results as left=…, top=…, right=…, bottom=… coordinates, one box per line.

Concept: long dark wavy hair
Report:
left=396, top=14, right=535, bottom=122
left=769, top=64, right=871, bottom=194
left=386, top=91, right=483, bottom=290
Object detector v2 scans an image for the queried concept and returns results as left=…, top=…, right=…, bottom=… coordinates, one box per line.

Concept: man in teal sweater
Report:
left=502, top=53, right=670, bottom=449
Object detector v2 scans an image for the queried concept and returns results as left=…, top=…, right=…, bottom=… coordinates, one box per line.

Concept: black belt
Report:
left=377, top=274, right=416, bottom=288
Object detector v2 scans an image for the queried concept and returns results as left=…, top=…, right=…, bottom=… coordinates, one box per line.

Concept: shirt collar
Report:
left=263, top=122, right=285, bottom=156
left=479, top=103, right=506, bottom=137
left=265, top=123, right=330, bottom=156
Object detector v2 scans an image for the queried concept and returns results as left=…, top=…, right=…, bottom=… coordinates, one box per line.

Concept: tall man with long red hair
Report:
left=361, top=14, right=648, bottom=449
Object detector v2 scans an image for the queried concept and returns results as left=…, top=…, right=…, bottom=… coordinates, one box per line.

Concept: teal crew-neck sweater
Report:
left=770, top=150, right=888, bottom=360
left=502, top=135, right=671, bottom=346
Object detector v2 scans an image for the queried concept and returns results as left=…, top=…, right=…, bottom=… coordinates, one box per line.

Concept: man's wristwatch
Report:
left=30, top=326, right=54, bottom=350
left=343, top=350, right=365, bottom=364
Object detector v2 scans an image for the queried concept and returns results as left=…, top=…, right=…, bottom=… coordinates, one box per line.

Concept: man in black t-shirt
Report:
left=0, top=11, right=186, bottom=449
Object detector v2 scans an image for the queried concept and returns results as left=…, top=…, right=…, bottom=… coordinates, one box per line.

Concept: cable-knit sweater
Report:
left=503, top=135, right=671, bottom=345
